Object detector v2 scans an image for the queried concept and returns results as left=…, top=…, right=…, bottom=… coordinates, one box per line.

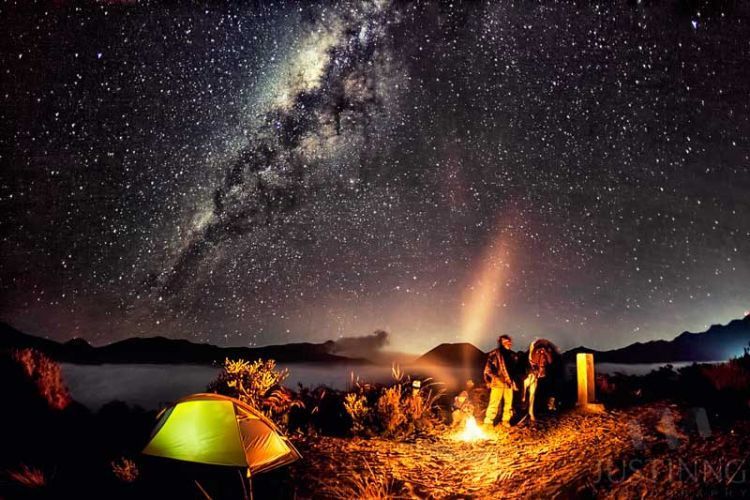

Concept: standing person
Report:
left=483, top=334, right=518, bottom=428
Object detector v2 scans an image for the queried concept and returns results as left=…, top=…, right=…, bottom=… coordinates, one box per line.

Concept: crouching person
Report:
left=483, top=334, right=518, bottom=428
left=451, top=390, right=474, bottom=428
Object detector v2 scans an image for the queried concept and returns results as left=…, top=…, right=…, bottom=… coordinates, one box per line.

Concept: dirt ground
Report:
left=290, top=403, right=750, bottom=499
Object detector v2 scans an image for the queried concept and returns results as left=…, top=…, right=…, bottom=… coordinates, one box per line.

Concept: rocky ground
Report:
left=290, top=403, right=750, bottom=499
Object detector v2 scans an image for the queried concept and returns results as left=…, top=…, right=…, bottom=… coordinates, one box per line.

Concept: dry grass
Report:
left=343, top=364, right=446, bottom=438
left=344, top=392, right=370, bottom=434
left=12, top=348, right=71, bottom=410
left=376, top=386, right=407, bottom=436
left=701, top=359, right=750, bottom=392
left=327, top=461, right=407, bottom=499
left=111, top=457, right=139, bottom=483
left=6, top=464, right=46, bottom=489
left=293, top=402, right=750, bottom=498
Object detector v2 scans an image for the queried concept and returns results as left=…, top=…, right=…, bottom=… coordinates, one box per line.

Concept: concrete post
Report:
left=576, top=352, right=595, bottom=406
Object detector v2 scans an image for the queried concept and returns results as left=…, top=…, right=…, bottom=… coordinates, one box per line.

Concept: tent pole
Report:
left=238, top=469, right=255, bottom=500
left=237, top=470, right=248, bottom=500
left=194, top=480, right=213, bottom=500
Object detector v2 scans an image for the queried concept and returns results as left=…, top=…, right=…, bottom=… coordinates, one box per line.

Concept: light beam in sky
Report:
left=460, top=224, right=512, bottom=351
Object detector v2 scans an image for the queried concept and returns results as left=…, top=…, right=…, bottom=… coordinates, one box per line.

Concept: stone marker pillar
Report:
left=576, top=352, right=595, bottom=406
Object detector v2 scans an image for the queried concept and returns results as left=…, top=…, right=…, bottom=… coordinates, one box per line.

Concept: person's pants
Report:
left=484, top=382, right=513, bottom=425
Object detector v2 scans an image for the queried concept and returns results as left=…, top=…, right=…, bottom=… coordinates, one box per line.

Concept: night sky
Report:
left=2, top=0, right=749, bottom=354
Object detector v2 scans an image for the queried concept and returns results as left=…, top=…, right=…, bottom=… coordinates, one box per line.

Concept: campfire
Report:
left=454, top=415, right=489, bottom=442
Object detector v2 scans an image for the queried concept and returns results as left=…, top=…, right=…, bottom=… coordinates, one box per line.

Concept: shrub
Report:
left=11, top=348, right=71, bottom=410
left=594, top=345, right=750, bottom=422
left=111, top=457, right=139, bottom=483
left=701, top=359, right=750, bottom=392
left=376, top=386, right=407, bottom=436
left=343, top=366, right=445, bottom=439
left=290, top=386, right=350, bottom=436
left=6, top=464, right=46, bottom=488
left=344, top=393, right=370, bottom=435
left=208, top=358, right=303, bottom=428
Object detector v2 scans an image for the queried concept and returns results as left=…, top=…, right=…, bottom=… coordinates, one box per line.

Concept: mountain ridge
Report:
left=562, top=315, right=750, bottom=364
left=2, top=314, right=749, bottom=366
left=0, top=322, right=366, bottom=365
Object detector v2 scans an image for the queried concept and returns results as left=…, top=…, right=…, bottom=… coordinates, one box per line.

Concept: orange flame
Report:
left=454, top=415, right=489, bottom=442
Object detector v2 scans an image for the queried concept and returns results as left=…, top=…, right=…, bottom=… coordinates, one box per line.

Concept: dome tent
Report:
left=143, top=393, right=300, bottom=475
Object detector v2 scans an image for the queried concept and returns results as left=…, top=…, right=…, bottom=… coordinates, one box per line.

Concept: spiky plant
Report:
left=12, top=348, right=71, bottom=410
left=344, top=392, right=370, bottom=434
left=111, top=457, right=139, bottom=483
left=376, top=386, right=407, bottom=436
left=6, top=464, right=46, bottom=489
left=208, top=358, right=303, bottom=428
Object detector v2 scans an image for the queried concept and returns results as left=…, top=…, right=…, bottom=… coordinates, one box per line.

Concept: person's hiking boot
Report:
left=501, top=421, right=511, bottom=429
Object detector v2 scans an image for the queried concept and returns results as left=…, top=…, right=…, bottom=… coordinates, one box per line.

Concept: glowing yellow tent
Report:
left=143, top=393, right=301, bottom=475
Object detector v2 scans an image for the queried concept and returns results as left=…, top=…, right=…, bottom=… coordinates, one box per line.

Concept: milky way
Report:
left=1, top=0, right=749, bottom=353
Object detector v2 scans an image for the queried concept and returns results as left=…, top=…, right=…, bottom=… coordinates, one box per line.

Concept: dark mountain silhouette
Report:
left=0, top=322, right=64, bottom=353
left=415, top=315, right=750, bottom=367
left=3, top=314, right=749, bottom=366
left=415, top=342, right=487, bottom=368
left=563, top=315, right=750, bottom=364
left=0, top=322, right=365, bottom=365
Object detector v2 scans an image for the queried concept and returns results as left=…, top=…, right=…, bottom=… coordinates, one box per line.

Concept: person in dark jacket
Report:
left=483, top=334, right=518, bottom=427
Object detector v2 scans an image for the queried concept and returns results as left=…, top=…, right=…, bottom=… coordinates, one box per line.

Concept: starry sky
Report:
left=1, top=0, right=749, bottom=354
